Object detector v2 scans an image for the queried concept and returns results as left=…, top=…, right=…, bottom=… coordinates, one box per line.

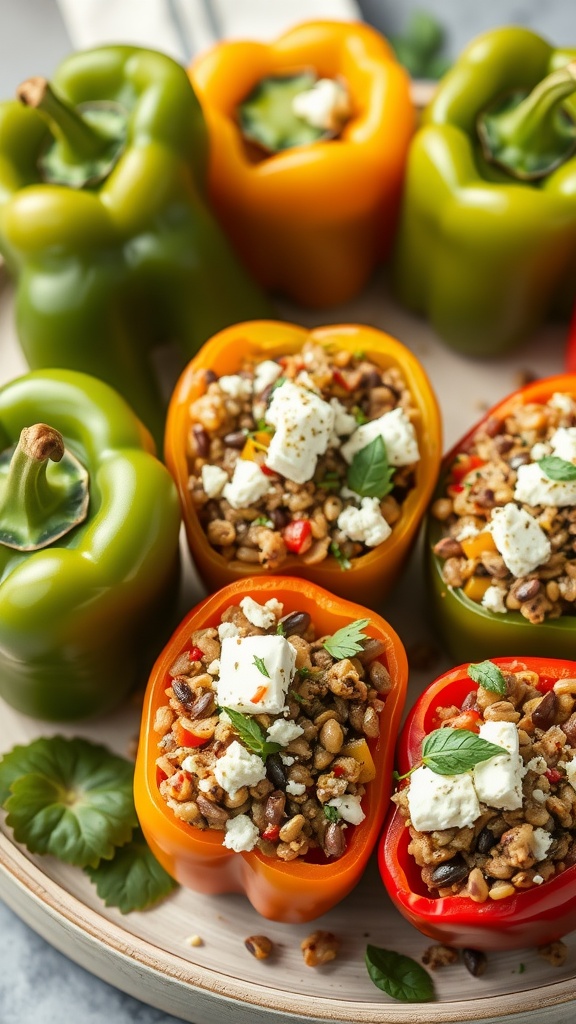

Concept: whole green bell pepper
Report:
left=393, top=27, right=576, bottom=357
left=0, top=46, right=271, bottom=446
left=0, top=369, right=181, bottom=722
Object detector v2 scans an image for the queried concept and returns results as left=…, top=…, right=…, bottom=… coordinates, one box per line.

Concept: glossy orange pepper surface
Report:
left=164, top=320, right=442, bottom=603
left=189, top=21, right=414, bottom=307
left=134, top=577, right=408, bottom=922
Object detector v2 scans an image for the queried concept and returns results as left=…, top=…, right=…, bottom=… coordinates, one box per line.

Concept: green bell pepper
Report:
left=393, top=27, right=576, bottom=357
left=0, top=369, right=181, bottom=721
left=0, top=46, right=271, bottom=446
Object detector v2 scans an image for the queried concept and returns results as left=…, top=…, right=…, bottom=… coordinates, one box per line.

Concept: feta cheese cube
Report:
left=292, top=77, right=351, bottom=132
left=266, top=719, right=304, bottom=746
left=530, top=442, right=550, bottom=461
left=531, top=827, right=553, bottom=862
left=218, top=622, right=240, bottom=641
left=514, top=462, right=576, bottom=508
left=201, top=464, right=228, bottom=499
left=264, top=381, right=335, bottom=483
left=550, top=392, right=576, bottom=415
left=550, top=426, right=576, bottom=463
left=330, top=398, right=357, bottom=437
left=487, top=503, right=551, bottom=576
left=296, top=370, right=321, bottom=393
left=222, top=460, right=272, bottom=509
left=217, top=635, right=296, bottom=714
left=222, top=813, right=260, bottom=852
left=207, top=659, right=220, bottom=676
left=340, top=407, right=420, bottom=467
left=407, top=765, right=481, bottom=831
left=472, top=721, right=523, bottom=811
left=560, top=758, right=576, bottom=791
left=213, top=741, right=266, bottom=798
left=337, top=497, right=392, bottom=547
left=240, top=596, right=277, bottom=629
left=285, top=780, right=306, bottom=796
left=327, top=794, right=366, bottom=825
left=253, top=360, right=282, bottom=394
left=218, top=374, right=252, bottom=399
left=481, top=585, right=507, bottom=614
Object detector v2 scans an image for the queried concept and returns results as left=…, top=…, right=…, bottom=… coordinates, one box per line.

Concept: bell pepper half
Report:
left=566, top=301, right=576, bottom=371
left=379, top=656, right=576, bottom=951
left=0, top=369, right=181, bottom=721
left=134, top=576, right=408, bottom=922
left=0, top=45, right=270, bottom=447
left=164, top=319, right=442, bottom=603
left=426, top=373, right=576, bottom=662
left=393, top=27, right=576, bottom=356
left=189, top=20, right=414, bottom=308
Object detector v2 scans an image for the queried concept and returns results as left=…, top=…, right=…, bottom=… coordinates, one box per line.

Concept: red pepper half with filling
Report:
left=379, top=657, right=576, bottom=951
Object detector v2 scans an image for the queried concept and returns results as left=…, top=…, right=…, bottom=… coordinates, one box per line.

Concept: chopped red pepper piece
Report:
left=283, top=519, right=312, bottom=553
left=173, top=720, right=208, bottom=748
left=545, top=767, right=564, bottom=784
left=188, top=646, right=204, bottom=661
left=262, top=824, right=280, bottom=841
left=333, top=765, right=345, bottom=778
left=441, top=709, right=482, bottom=733
left=450, top=453, right=486, bottom=484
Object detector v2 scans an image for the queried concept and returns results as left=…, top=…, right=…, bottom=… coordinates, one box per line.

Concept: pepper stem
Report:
left=0, top=424, right=89, bottom=551
left=477, top=61, right=576, bottom=181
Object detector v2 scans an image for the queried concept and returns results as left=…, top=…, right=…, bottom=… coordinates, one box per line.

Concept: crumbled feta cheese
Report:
left=265, top=598, right=283, bottom=618
left=240, top=596, right=277, bottom=629
left=487, top=503, right=551, bottom=577
left=327, top=794, right=365, bottom=825
left=218, top=374, right=252, bottom=399
left=213, top=741, right=267, bottom=798
left=201, top=464, right=228, bottom=499
left=526, top=755, right=548, bottom=775
left=550, top=392, right=576, bottom=414
left=217, top=634, right=296, bottom=714
left=560, top=758, right=576, bottom=791
left=530, top=442, right=550, bottom=462
left=514, top=462, right=576, bottom=508
left=330, top=398, right=357, bottom=437
left=407, top=765, right=481, bottom=831
left=532, top=789, right=546, bottom=803
left=266, top=719, right=304, bottom=746
left=337, top=497, right=392, bottom=547
left=481, top=585, right=508, bottom=614
left=222, top=459, right=272, bottom=509
left=533, top=874, right=544, bottom=884
left=207, top=659, right=220, bottom=676
left=197, top=778, right=213, bottom=793
left=218, top=622, right=240, bottom=641
left=222, top=813, right=260, bottom=852
left=296, top=370, right=321, bottom=393
left=550, top=426, right=576, bottom=463
left=531, top=827, right=553, bottom=862
left=340, top=407, right=420, bottom=467
left=292, top=77, right=351, bottom=132
left=473, top=721, right=523, bottom=811
left=264, top=381, right=335, bottom=483
left=285, top=779, right=306, bottom=796
left=455, top=523, right=480, bottom=542
left=253, top=360, right=282, bottom=394
left=281, top=754, right=295, bottom=766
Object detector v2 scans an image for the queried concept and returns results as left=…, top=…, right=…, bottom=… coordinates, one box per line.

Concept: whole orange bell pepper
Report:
left=164, top=319, right=442, bottom=603
left=134, top=576, right=408, bottom=922
left=189, top=21, right=414, bottom=308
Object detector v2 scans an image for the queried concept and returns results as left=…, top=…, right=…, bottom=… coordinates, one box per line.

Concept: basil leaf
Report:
left=253, top=655, right=270, bottom=678
left=323, top=618, right=370, bottom=660
left=422, top=728, right=508, bottom=776
left=538, top=455, right=576, bottom=482
left=347, top=436, right=395, bottom=500
left=365, top=945, right=435, bottom=1002
left=85, top=827, right=177, bottom=913
left=221, top=707, right=282, bottom=759
left=468, top=660, right=506, bottom=695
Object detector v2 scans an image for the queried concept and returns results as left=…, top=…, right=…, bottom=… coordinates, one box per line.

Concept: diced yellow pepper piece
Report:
left=462, top=575, right=492, bottom=602
left=240, top=431, right=271, bottom=461
left=340, top=736, right=376, bottom=783
left=461, top=530, right=497, bottom=559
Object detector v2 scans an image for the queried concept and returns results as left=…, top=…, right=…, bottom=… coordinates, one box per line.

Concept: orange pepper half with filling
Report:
left=189, top=20, right=414, bottom=307
left=164, top=320, right=442, bottom=604
left=134, top=577, right=408, bottom=922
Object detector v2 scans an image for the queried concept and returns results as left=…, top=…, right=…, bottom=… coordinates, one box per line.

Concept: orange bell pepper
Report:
left=164, top=319, right=442, bottom=603
left=189, top=21, right=414, bottom=308
left=134, top=576, right=408, bottom=922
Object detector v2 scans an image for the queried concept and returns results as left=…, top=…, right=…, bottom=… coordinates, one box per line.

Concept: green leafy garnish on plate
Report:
left=323, top=618, right=370, bottom=660
left=365, top=945, right=435, bottom=1002
left=85, top=827, right=177, bottom=913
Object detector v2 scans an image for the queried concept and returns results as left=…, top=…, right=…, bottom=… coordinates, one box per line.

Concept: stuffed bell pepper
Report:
left=0, top=46, right=270, bottom=446
left=134, top=576, right=408, bottom=922
left=165, top=320, right=441, bottom=603
left=427, top=374, right=576, bottom=661
left=379, top=656, right=576, bottom=951
left=0, top=369, right=181, bottom=721
left=394, top=27, right=576, bottom=356
left=189, top=20, right=414, bottom=308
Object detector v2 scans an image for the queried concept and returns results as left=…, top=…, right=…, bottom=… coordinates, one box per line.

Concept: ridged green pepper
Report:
left=393, top=27, right=576, bottom=357
left=0, top=369, right=181, bottom=722
left=0, top=46, right=271, bottom=446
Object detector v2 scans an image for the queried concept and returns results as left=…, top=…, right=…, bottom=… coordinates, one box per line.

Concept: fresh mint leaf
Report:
left=253, top=655, right=270, bottom=678
left=365, top=945, right=435, bottom=1002
left=421, top=728, right=507, bottom=776
left=468, top=660, right=506, bottom=695
left=221, top=707, right=282, bottom=759
left=324, top=805, right=341, bottom=823
left=85, top=827, right=177, bottom=913
left=347, top=436, right=395, bottom=500
left=330, top=541, right=351, bottom=571
left=323, top=619, right=370, bottom=660
left=538, top=455, right=576, bottom=481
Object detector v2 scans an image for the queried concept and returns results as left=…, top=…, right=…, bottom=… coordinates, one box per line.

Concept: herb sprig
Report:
left=468, top=660, right=506, bottom=695
left=329, top=541, right=351, bottom=571
left=221, top=707, right=282, bottom=759
left=395, top=727, right=508, bottom=780
left=347, top=436, right=395, bottom=499
left=253, top=655, right=270, bottom=678
left=323, top=619, right=370, bottom=660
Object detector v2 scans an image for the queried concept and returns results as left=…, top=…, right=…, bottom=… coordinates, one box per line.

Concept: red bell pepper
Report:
left=282, top=519, right=312, bottom=554
left=379, top=656, right=576, bottom=951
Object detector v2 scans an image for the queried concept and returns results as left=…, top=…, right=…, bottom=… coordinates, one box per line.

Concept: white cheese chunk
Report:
left=222, top=813, right=260, bottom=852
left=560, top=758, right=576, bottom=791
left=253, top=360, right=282, bottom=394
left=455, top=523, right=480, bottom=542
left=201, top=464, right=228, bottom=498
left=213, top=741, right=266, bottom=798
left=530, top=442, right=550, bottom=461
left=472, top=721, right=523, bottom=811
left=281, top=754, right=295, bottom=766
left=207, top=659, right=220, bottom=676
left=292, top=77, right=351, bottom=132
left=266, top=719, right=304, bottom=746
left=531, top=827, right=553, bottom=862
left=239, top=596, right=277, bottom=629
left=514, top=462, right=576, bottom=508
left=296, top=370, right=321, bottom=393
left=531, top=788, right=546, bottom=803
left=340, top=407, right=420, bottom=467
left=487, top=503, right=551, bottom=576
left=327, top=794, right=366, bottom=825
left=550, top=392, right=576, bottom=415
left=264, top=381, right=335, bottom=483
left=526, top=755, right=548, bottom=775
left=285, top=780, right=306, bottom=796
left=218, top=374, right=253, bottom=399
left=222, top=459, right=272, bottom=509
left=217, top=634, right=296, bottom=714
left=481, top=585, right=508, bottom=614
left=218, top=622, right=240, bottom=641
left=337, top=497, right=392, bottom=547
left=407, top=765, right=481, bottom=831
left=330, top=398, right=357, bottom=437
left=533, top=874, right=544, bottom=884
left=550, top=426, right=576, bottom=463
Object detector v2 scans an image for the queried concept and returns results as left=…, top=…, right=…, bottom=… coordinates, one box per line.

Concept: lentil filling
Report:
left=154, top=597, right=390, bottom=861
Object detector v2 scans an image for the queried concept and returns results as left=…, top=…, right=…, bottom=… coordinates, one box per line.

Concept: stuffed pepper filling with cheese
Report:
left=154, top=596, right=389, bottom=861
left=187, top=340, right=420, bottom=572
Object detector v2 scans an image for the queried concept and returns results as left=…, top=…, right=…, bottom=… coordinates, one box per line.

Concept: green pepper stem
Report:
left=17, top=77, right=114, bottom=164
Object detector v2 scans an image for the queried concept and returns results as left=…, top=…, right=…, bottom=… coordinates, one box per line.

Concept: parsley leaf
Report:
left=330, top=541, right=351, bottom=571
left=365, top=945, right=435, bottom=1002
left=538, top=455, right=576, bottom=481
left=85, top=827, right=177, bottom=913
left=253, top=655, right=270, bottom=677
left=468, top=660, right=506, bottom=695
left=347, top=436, right=395, bottom=500
left=323, top=618, right=370, bottom=660
left=324, top=805, right=341, bottom=823
left=421, top=728, right=507, bottom=776
left=221, top=707, right=282, bottom=759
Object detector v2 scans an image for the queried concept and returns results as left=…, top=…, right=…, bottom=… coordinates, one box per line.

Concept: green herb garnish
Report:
left=270, top=375, right=286, bottom=395
left=347, top=436, right=395, bottom=500
left=296, top=666, right=321, bottom=679
left=352, top=405, right=368, bottom=425
left=330, top=541, right=351, bottom=571
left=323, top=618, right=370, bottom=660
left=365, top=945, right=435, bottom=1002
left=538, top=455, right=576, bottom=481
left=468, top=660, right=507, bottom=695
left=421, top=728, right=507, bottom=776
left=85, top=826, right=177, bottom=913
left=316, top=471, right=341, bottom=491
left=253, top=515, right=274, bottom=527
left=276, top=620, right=286, bottom=636
left=324, top=804, right=341, bottom=823
left=289, top=689, right=306, bottom=704
left=221, top=707, right=282, bottom=759
left=254, top=419, right=274, bottom=433
left=253, top=655, right=270, bottom=678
